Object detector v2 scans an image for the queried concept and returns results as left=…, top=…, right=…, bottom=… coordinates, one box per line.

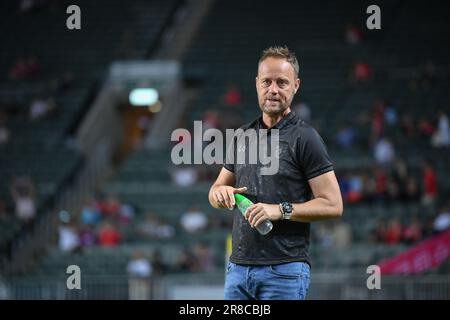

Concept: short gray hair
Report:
left=258, top=46, right=300, bottom=78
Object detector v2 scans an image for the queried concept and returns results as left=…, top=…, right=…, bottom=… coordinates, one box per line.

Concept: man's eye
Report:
left=262, top=80, right=271, bottom=86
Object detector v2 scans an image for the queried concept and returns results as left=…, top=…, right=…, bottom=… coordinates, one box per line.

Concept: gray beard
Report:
left=261, top=103, right=289, bottom=116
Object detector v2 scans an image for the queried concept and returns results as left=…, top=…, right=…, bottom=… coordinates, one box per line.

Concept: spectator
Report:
left=336, top=124, right=356, bottom=149
left=118, top=203, right=135, bottom=225
left=180, top=206, right=208, bottom=234
left=10, top=176, right=36, bottom=223
left=374, top=137, right=395, bottom=166
left=203, top=111, right=221, bottom=131
left=314, top=223, right=334, bottom=248
left=433, top=206, right=450, bottom=233
left=421, top=160, right=438, bottom=208
left=402, top=216, right=423, bottom=244
left=292, top=101, right=311, bottom=122
left=98, top=221, right=122, bottom=247
left=127, top=251, right=152, bottom=278
left=80, top=198, right=101, bottom=226
left=345, top=24, right=363, bottom=45
left=418, top=117, right=435, bottom=138
left=79, top=226, right=97, bottom=248
left=101, top=194, right=122, bottom=218
left=223, top=83, right=242, bottom=106
left=351, top=61, right=373, bottom=83
left=127, top=250, right=152, bottom=300
left=385, top=218, right=403, bottom=245
left=29, top=97, right=56, bottom=121
left=171, top=165, right=198, bottom=187
left=347, top=173, right=363, bottom=203
left=431, top=111, right=450, bottom=148
left=384, top=103, right=398, bottom=126
left=370, top=99, right=386, bottom=142
left=58, top=222, right=80, bottom=253
left=332, top=221, right=352, bottom=248
left=9, top=55, right=40, bottom=79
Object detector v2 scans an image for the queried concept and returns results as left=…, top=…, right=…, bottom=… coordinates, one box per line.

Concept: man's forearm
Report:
left=290, top=197, right=343, bottom=222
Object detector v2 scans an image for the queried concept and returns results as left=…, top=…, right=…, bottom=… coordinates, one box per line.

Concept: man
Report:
left=208, top=46, right=343, bottom=300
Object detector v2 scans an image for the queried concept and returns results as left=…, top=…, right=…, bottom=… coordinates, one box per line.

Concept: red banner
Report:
left=379, top=229, right=450, bottom=275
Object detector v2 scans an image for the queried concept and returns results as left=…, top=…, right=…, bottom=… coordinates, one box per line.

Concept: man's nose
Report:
left=268, top=82, right=279, bottom=94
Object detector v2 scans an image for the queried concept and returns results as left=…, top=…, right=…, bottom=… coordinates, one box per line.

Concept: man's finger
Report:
left=253, top=214, right=266, bottom=228
left=220, top=189, right=231, bottom=209
left=226, top=189, right=235, bottom=208
left=216, top=193, right=228, bottom=208
left=246, top=204, right=261, bottom=221
left=245, top=204, right=255, bottom=220
left=233, top=187, right=248, bottom=194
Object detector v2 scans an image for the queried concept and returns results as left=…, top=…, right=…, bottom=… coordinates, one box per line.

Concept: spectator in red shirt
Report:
left=422, top=160, right=438, bottom=208
left=351, top=61, right=373, bottom=84
left=385, top=218, right=403, bottom=245
left=402, top=216, right=423, bottom=244
left=97, top=194, right=121, bottom=218
left=223, top=84, right=242, bottom=106
left=98, top=221, right=122, bottom=246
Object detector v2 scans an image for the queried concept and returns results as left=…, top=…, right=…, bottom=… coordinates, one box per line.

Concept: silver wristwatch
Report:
left=279, top=202, right=293, bottom=220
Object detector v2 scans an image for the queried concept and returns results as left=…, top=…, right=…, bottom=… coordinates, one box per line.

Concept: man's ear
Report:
left=255, top=77, right=258, bottom=89
left=294, top=78, right=301, bottom=93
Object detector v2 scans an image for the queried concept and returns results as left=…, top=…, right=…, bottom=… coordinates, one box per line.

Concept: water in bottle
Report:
left=234, top=193, right=273, bottom=235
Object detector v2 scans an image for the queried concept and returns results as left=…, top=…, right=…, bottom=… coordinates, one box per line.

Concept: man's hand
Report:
left=211, top=186, right=247, bottom=210
left=246, top=203, right=282, bottom=228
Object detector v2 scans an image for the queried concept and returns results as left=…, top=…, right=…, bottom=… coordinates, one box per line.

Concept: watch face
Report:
left=282, top=202, right=292, bottom=220
left=283, top=202, right=292, bottom=213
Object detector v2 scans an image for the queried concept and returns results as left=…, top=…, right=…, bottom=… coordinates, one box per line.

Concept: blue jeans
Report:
left=224, top=261, right=310, bottom=300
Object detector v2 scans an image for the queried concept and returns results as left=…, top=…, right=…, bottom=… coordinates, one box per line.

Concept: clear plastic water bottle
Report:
left=234, top=194, right=273, bottom=235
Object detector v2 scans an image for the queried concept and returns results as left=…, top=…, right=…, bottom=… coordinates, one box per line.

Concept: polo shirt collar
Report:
left=257, top=111, right=297, bottom=130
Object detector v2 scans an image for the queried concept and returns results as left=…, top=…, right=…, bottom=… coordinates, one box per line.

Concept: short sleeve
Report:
left=297, top=126, right=334, bottom=180
left=223, top=134, right=236, bottom=173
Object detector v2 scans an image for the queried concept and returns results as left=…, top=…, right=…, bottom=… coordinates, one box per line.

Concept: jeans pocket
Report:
left=269, top=262, right=305, bottom=279
left=226, top=261, right=233, bottom=274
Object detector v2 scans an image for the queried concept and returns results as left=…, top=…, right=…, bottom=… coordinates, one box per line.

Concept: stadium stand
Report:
left=1, top=0, right=449, bottom=299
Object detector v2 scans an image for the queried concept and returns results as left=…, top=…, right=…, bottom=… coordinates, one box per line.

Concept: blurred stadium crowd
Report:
left=0, top=0, right=449, bottom=299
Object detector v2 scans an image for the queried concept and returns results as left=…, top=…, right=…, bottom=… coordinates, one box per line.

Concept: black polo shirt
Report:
left=224, top=111, right=334, bottom=266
